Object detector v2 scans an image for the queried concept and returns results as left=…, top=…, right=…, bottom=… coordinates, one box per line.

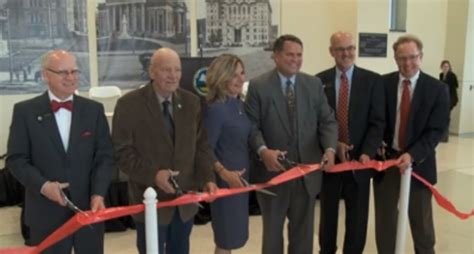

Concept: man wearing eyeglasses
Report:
left=6, top=50, right=113, bottom=253
left=373, top=35, right=450, bottom=254
left=316, top=31, right=385, bottom=254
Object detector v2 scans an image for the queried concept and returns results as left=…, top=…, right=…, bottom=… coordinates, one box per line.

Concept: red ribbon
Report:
left=1, top=159, right=472, bottom=254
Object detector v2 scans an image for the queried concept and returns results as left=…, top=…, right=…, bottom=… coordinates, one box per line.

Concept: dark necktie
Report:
left=162, top=100, right=175, bottom=142
left=337, top=73, right=350, bottom=143
left=286, top=79, right=296, bottom=133
left=399, top=79, right=411, bottom=150
left=51, top=100, right=73, bottom=112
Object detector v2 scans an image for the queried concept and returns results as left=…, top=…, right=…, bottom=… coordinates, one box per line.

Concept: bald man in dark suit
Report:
left=7, top=50, right=113, bottom=253
left=317, top=31, right=385, bottom=254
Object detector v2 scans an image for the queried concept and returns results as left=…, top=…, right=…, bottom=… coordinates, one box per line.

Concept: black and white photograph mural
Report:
left=198, top=0, right=279, bottom=79
left=96, top=0, right=191, bottom=88
left=0, top=0, right=280, bottom=94
left=0, top=0, right=90, bottom=94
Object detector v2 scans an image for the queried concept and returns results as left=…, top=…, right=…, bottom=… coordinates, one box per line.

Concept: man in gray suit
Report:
left=7, top=50, right=113, bottom=253
left=245, top=34, right=338, bottom=254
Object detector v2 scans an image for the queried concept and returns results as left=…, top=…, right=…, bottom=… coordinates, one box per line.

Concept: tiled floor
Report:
left=1, top=136, right=473, bottom=253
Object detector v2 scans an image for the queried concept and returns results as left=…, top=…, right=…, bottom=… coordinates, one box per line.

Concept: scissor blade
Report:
left=240, top=176, right=277, bottom=196
left=60, top=188, right=89, bottom=217
left=256, top=188, right=277, bottom=196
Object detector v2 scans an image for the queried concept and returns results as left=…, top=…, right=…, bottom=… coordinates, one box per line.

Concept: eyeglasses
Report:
left=47, top=68, right=81, bottom=78
left=395, top=54, right=421, bottom=62
left=333, top=46, right=356, bottom=52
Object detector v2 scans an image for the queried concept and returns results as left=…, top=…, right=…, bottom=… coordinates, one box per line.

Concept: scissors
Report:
left=277, top=154, right=299, bottom=170
left=168, top=170, right=204, bottom=208
left=239, top=176, right=277, bottom=197
left=59, top=188, right=89, bottom=217
left=168, top=170, right=184, bottom=196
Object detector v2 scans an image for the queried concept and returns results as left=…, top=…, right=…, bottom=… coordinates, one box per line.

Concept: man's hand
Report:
left=260, top=149, right=285, bottom=172
left=359, top=154, right=370, bottom=164
left=336, top=142, right=353, bottom=162
left=321, top=149, right=335, bottom=171
left=41, top=181, right=69, bottom=206
left=154, top=169, right=179, bottom=194
left=204, top=182, right=218, bottom=194
left=90, top=195, right=105, bottom=212
left=219, top=168, right=245, bottom=188
left=397, top=153, right=412, bottom=174
left=203, top=182, right=219, bottom=203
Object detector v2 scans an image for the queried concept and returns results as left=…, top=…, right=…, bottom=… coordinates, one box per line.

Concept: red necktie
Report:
left=398, top=79, right=411, bottom=150
left=337, top=73, right=350, bottom=143
left=51, top=100, right=73, bottom=112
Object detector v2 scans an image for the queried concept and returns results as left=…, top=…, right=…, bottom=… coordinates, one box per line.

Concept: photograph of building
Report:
left=96, top=0, right=190, bottom=88
left=200, top=0, right=279, bottom=79
left=0, top=0, right=90, bottom=94
left=205, top=0, right=274, bottom=47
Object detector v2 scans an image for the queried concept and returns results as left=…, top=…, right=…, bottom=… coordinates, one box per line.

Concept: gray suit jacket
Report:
left=112, top=83, right=215, bottom=224
left=245, top=69, right=338, bottom=196
left=6, top=93, right=113, bottom=231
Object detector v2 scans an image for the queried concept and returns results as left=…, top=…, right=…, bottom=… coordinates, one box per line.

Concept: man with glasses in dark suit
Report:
left=7, top=50, right=113, bottom=253
left=317, top=31, right=385, bottom=254
left=373, top=35, right=450, bottom=254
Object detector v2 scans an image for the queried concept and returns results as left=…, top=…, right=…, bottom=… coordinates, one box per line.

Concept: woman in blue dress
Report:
left=205, top=54, right=251, bottom=254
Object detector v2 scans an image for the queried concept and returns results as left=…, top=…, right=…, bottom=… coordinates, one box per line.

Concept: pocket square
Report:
left=80, top=131, right=92, bottom=137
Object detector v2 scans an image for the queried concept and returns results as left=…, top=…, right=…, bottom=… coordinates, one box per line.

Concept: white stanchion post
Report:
left=143, top=187, right=159, bottom=254
left=395, top=165, right=412, bottom=254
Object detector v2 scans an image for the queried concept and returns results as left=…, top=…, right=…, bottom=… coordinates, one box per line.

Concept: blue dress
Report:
left=204, top=97, right=251, bottom=249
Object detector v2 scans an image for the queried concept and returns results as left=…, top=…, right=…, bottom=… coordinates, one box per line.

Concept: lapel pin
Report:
left=37, top=115, right=43, bottom=122
left=177, top=103, right=182, bottom=109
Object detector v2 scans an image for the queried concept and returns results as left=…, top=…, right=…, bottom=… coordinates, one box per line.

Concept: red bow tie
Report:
left=51, top=100, right=73, bottom=112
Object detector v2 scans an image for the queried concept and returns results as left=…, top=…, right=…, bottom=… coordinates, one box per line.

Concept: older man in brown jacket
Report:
left=112, top=48, right=217, bottom=254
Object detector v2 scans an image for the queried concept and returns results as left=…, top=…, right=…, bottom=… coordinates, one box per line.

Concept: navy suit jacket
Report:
left=317, top=66, right=385, bottom=181
left=6, top=92, right=113, bottom=231
left=383, top=71, right=450, bottom=186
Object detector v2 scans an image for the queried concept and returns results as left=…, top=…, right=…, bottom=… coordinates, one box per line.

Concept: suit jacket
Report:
left=383, top=71, right=450, bottom=186
left=317, top=65, right=385, bottom=181
left=6, top=93, right=113, bottom=231
left=112, top=83, right=215, bottom=224
left=245, top=69, right=338, bottom=196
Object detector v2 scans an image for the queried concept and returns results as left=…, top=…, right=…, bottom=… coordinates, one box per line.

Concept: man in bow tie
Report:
left=6, top=50, right=113, bottom=253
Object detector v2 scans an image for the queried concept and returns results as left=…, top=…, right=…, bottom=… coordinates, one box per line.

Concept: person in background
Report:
left=439, top=60, right=459, bottom=142
left=112, top=47, right=218, bottom=254
left=204, top=54, right=251, bottom=254
left=7, top=49, right=113, bottom=253
left=245, top=34, right=338, bottom=254
left=373, top=35, right=450, bottom=254
left=316, top=31, right=385, bottom=254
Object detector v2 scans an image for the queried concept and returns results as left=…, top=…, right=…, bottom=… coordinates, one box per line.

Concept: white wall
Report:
left=458, top=0, right=474, bottom=134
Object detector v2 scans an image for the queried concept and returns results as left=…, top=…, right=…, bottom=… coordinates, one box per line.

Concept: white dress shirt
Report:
left=48, top=90, right=73, bottom=152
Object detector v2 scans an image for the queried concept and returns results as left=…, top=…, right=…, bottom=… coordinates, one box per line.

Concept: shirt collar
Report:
left=399, top=70, right=420, bottom=89
left=336, top=65, right=354, bottom=80
left=277, top=72, right=296, bottom=86
left=156, top=91, right=173, bottom=104
left=48, top=90, right=74, bottom=102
